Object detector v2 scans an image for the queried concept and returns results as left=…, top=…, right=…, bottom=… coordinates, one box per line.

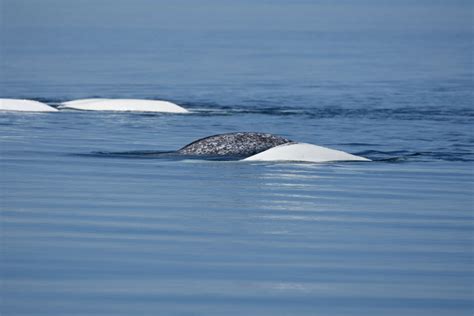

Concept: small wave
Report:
left=357, top=150, right=474, bottom=163
left=336, top=143, right=381, bottom=147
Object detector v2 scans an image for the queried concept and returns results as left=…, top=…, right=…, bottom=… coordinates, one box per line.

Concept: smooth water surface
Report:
left=1, top=1, right=473, bottom=315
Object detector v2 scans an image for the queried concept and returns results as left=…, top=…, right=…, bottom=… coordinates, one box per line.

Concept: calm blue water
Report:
left=1, top=1, right=473, bottom=315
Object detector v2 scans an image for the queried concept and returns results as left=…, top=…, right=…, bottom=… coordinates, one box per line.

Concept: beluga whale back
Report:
left=59, top=98, right=188, bottom=113
left=0, top=99, right=58, bottom=112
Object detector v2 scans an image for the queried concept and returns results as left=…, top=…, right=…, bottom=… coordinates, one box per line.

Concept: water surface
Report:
left=1, top=1, right=473, bottom=315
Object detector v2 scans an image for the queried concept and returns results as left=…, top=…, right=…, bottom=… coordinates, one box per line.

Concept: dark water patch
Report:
left=77, top=150, right=244, bottom=161
left=76, top=150, right=176, bottom=159
left=184, top=104, right=474, bottom=122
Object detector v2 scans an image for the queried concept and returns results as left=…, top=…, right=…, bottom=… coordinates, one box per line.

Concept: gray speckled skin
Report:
left=178, top=132, right=294, bottom=157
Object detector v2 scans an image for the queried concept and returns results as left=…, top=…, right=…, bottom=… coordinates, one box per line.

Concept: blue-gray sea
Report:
left=1, top=1, right=473, bottom=315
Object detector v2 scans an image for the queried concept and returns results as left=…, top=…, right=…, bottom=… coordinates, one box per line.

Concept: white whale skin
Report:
left=0, top=99, right=58, bottom=112
left=59, top=98, right=188, bottom=113
left=60, top=98, right=108, bottom=106
left=243, top=143, right=370, bottom=163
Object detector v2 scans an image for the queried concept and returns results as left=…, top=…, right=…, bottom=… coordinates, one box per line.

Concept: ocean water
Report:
left=1, top=1, right=473, bottom=315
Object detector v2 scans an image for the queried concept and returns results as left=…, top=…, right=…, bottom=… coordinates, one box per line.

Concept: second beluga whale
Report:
left=59, top=98, right=189, bottom=113
left=177, top=132, right=370, bottom=162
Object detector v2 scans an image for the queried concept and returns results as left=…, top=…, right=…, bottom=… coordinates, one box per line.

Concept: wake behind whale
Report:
left=92, top=132, right=370, bottom=163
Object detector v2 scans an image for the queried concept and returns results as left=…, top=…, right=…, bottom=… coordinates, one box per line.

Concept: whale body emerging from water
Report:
left=243, top=142, right=370, bottom=162
left=178, top=132, right=293, bottom=157
left=59, top=98, right=188, bottom=113
left=178, top=132, right=370, bottom=162
left=0, top=99, right=58, bottom=112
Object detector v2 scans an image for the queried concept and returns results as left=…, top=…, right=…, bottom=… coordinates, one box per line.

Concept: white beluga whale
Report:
left=59, top=98, right=188, bottom=113
left=243, top=142, right=369, bottom=162
left=0, top=99, right=58, bottom=112
left=60, top=98, right=106, bottom=106
left=177, top=132, right=370, bottom=163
